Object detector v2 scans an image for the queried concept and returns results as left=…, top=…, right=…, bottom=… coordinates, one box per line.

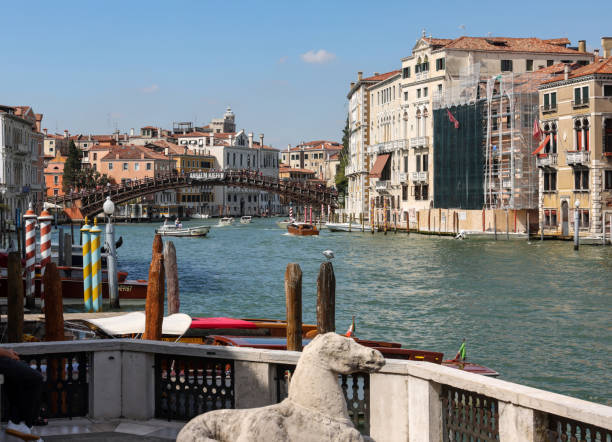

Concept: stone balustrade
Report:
left=1, top=339, right=610, bottom=442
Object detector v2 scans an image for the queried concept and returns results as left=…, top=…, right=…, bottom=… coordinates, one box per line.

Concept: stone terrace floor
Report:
left=1, top=418, right=185, bottom=441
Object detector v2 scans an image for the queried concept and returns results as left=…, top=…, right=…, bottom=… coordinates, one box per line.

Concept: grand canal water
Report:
left=82, top=218, right=611, bottom=405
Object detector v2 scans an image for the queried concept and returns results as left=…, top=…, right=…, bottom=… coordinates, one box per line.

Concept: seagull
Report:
left=322, top=250, right=335, bottom=260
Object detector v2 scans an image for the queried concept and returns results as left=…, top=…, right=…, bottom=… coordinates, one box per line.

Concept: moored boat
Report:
left=155, top=223, right=210, bottom=237
left=191, top=213, right=210, bottom=219
left=240, top=216, right=252, bottom=224
left=326, top=222, right=373, bottom=232
left=287, top=222, right=319, bottom=236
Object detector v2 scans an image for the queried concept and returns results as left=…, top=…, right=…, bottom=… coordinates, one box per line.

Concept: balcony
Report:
left=572, top=98, right=589, bottom=109
left=399, top=172, right=408, bottom=183
left=537, top=153, right=558, bottom=168
left=409, top=136, right=429, bottom=149
left=375, top=180, right=390, bottom=192
left=541, top=104, right=557, bottom=113
left=15, top=143, right=31, bottom=155
left=411, top=171, right=428, bottom=182
left=415, top=71, right=430, bottom=81
left=368, top=140, right=407, bottom=155
left=566, top=151, right=590, bottom=165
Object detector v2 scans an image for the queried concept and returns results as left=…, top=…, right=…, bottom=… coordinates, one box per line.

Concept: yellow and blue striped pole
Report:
left=90, top=218, right=102, bottom=312
left=81, top=217, right=92, bottom=312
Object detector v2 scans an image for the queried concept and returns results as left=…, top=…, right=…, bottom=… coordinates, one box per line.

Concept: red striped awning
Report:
left=532, top=134, right=551, bottom=155
left=369, top=154, right=390, bottom=178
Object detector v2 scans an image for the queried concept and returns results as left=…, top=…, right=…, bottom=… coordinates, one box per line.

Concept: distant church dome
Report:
left=224, top=106, right=235, bottom=120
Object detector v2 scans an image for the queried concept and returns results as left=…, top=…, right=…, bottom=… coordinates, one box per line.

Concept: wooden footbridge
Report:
left=49, top=170, right=339, bottom=219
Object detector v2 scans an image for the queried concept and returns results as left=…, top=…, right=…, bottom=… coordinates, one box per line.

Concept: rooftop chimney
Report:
left=259, top=133, right=264, bottom=147
left=43, top=128, right=48, bottom=136
left=564, top=64, right=570, bottom=80
left=578, top=40, right=586, bottom=53
left=64, top=130, right=69, bottom=139
left=248, top=132, right=254, bottom=148
left=602, top=37, right=612, bottom=58
left=374, top=72, right=380, bottom=76
left=350, top=82, right=355, bottom=89
left=114, top=131, right=119, bottom=142
left=358, top=71, right=363, bottom=81
left=130, top=128, right=135, bottom=136
left=594, top=49, right=600, bottom=58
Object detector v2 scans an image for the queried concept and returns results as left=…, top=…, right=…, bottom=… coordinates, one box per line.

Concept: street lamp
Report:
left=574, top=200, right=580, bottom=251
left=103, top=196, right=119, bottom=308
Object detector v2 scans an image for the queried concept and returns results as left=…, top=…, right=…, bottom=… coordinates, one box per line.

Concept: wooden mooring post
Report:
left=285, top=263, right=302, bottom=351
left=316, top=262, right=335, bottom=334
left=64, top=232, right=72, bottom=267
left=164, top=240, right=180, bottom=315
left=7, top=252, right=24, bottom=343
left=44, top=262, right=64, bottom=341
left=143, top=235, right=165, bottom=340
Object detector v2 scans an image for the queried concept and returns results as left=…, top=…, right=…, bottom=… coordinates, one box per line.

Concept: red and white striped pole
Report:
left=38, top=209, right=53, bottom=310
left=24, top=203, right=37, bottom=308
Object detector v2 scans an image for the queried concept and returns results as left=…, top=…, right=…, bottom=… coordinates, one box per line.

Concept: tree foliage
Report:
left=62, top=140, right=81, bottom=192
left=335, top=117, right=349, bottom=200
left=75, top=168, right=111, bottom=190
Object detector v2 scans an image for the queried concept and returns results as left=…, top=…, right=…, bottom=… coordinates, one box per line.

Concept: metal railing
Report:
left=572, top=98, right=589, bottom=108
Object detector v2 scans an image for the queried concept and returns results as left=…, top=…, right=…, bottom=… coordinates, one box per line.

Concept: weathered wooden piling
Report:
left=64, top=232, right=72, bottom=267
left=284, top=263, right=302, bottom=351
left=164, top=240, right=180, bottom=315
left=143, top=235, right=165, bottom=340
left=7, top=252, right=24, bottom=342
left=316, top=262, right=335, bottom=334
left=44, top=262, right=64, bottom=341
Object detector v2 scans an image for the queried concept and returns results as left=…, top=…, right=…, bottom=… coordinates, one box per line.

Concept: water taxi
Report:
left=218, top=217, right=234, bottom=226
left=155, top=222, right=210, bottom=237
left=240, top=216, right=252, bottom=224
left=191, top=213, right=210, bottom=219
left=287, top=222, right=319, bottom=236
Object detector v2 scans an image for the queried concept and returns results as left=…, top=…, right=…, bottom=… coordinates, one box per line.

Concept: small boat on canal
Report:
left=287, top=222, right=319, bottom=236
left=240, top=216, right=252, bottom=224
left=155, top=221, right=210, bottom=237
left=326, top=222, right=373, bottom=232
left=218, top=217, right=234, bottom=226
left=191, top=213, right=210, bottom=219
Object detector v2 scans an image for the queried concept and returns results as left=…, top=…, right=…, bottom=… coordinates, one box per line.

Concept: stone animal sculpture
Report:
left=177, top=332, right=385, bottom=442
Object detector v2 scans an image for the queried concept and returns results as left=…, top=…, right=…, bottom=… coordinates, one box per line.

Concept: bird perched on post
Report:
left=322, top=250, right=334, bottom=260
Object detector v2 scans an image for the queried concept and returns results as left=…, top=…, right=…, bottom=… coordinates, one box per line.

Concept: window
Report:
left=543, top=170, right=557, bottom=192
left=573, top=86, right=589, bottom=106
left=402, top=185, right=408, bottom=201
left=227, top=195, right=231, bottom=202
left=146, top=162, right=151, bottom=170
left=227, top=153, right=230, bottom=164
left=526, top=60, right=533, bottom=71
left=108, top=162, right=113, bottom=170
left=543, top=122, right=557, bottom=154
left=304, top=154, right=309, bottom=159
left=543, top=92, right=557, bottom=111
left=416, top=154, right=421, bottom=172
left=437, top=84, right=442, bottom=95
left=547, top=60, right=554, bottom=67
left=543, top=209, right=558, bottom=228
left=605, top=170, right=612, bottom=190
left=134, top=162, right=140, bottom=171
left=123, top=163, right=128, bottom=171
left=53, top=188, right=59, bottom=196
left=417, top=89, right=421, bottom=99
left=501, top=60, right=513, bottom=72
left=53, top=175, right=58, bottom=184
left=423, top=87, right=428, bottom=97
left=604, top=85, right=612, bottom=97
left=435, top=58, right=445, bottom=71
left=403, top=155, right=408, bottom=172
left=576, top=209, right=590, bottom=229
left=402, top=67, right=411, bottom=78
left=93, top=153, right=97, bottom=160
left=574, top=119, right=589, bottom=151
left=422, top=154, right=428, bottom=172
left=574, top=168, right=589, bottom=191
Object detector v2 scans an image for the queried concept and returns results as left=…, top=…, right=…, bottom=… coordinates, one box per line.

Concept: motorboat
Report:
left=191, top=213, right=210, bottom=219
left=240, top=216, right=252, bottom=224
left=218, top=217, right=234, bottom=226
left=326, top=222, right=373, bottom=232
left=287, top=222, right=319, bottom=236
left=155, top=221, right=210, bottom=237
left=276, top=217, right=296, bottom=229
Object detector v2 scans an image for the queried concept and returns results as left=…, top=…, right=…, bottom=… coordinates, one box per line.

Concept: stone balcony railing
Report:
left=368, top=140, right=407, bottom=155
left=1, top=339, right=611, bottom=441
left=537, top=153, right=558, bottom=168
left=409, top=136, right=429, bottom=149
left=375, top=180, right=390, bottom=192
left=411, top=171, right=428, bottom=182
left=566, top=150, right=590, bottom=165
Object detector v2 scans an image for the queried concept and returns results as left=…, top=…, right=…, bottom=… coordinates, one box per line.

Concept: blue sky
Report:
left=2, top=0, right=610, bottom=149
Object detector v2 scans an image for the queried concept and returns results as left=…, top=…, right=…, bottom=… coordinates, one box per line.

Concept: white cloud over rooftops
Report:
left=300, top=49, right=336, bottom=64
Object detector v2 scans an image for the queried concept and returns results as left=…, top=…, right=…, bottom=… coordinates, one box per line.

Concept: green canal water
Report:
left=92, top=218, right=611, bottom=405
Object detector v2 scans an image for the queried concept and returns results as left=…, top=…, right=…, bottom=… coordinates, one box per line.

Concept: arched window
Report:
left=543, top=123, right=557, bottom=154
left=574, top=119, right=589, bottom=151
left=422, top=56, right=429, bottom=72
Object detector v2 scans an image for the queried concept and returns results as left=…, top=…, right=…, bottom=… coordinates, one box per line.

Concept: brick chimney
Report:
left=358, top=71, right=363, bottom=81
left=259, top=133, right=264, bottom=147
left=564, top=64, right=570, bottom=80
left=43, top=128, right=48, bottom=136
left=602, top=37, right=612, bottom=58
left=248, top=132, right=254, bottom=148
left=578, top=40, right=586, bottom=53
left=64, top=130, right=69, bottom=139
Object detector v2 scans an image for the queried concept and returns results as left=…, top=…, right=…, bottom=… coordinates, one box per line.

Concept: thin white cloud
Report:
left=278, top=56, right=289, bottom=64
left=141, top=84, right=159, bottom=93
left=300, top=49, right=336, bottom=64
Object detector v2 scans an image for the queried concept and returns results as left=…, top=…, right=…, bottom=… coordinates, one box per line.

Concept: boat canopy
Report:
left=84, top=312, right=192, bottom=336
left=190, top=317, right=257, bottom=329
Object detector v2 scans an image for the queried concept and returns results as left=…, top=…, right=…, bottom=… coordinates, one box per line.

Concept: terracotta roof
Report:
left=533, top=62, right=581, bottom=75
left=545, top=56, right=612, bottom=83
left=422, top=37, right=453, bottom=48
left=543, top=38, right=571, bottom=46
left=328, top=152, right=340, bottom=160
left=89, top=145, right=113, bottom=151
left=443, top=36, right=587, bottom=55
left=100, top=145, right=169, bottom=161
left=213, top=132, right=237, bottom=138
left=292, top=141, right=342, bottom=151
left=362, top=70, right=401, bottom=82
left=141, top=126, right=159, bottom=130
left=146, top=140, right=205, bottom=156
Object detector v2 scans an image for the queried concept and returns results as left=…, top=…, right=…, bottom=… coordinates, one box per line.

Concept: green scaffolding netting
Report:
left=433, top=103, right=484, bottom=209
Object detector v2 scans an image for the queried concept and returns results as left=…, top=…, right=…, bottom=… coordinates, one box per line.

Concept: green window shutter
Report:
left=582, top=86, right=589, bottom=102
left=574, top=88, right=580, bottom=103
left=544, top=94, right=550, bottom=108
left=551, top=92, right=556, bottom=107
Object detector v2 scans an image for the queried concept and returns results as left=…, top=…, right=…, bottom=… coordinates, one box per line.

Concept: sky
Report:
left=2, top=0, right=610, bottom=149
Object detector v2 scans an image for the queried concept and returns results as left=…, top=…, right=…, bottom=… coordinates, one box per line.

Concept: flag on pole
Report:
left=454, top=340, right=466, bottom=361
left=345, top=316, right=356, bottom=337
left=532, top=118, right=542, bottom=139
left=447, top=109, right=460, bottom=129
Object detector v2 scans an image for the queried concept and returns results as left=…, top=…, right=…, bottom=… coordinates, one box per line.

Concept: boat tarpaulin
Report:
left=369, top=154, right=390, bottom=178
left=190, top=317, right=258, bottom=329
left=84, top=312, right=192, bottom=336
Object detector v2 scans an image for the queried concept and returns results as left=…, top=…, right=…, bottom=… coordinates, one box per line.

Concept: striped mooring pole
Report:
left=24, top=203, right=37, bottom=308
left=89, top=218, right=102, bottom=312
left=81, top=217, right=93, bottom=312
left=37, top=209, right=53, bottom=310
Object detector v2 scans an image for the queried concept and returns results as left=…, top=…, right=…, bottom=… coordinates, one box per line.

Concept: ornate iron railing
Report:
left=441, top=385, right=499, bottom=441
left=1, top=352, right=89, bottom=421
left=155, top=354, right=234, bottom=421
left=547, top=414, right=612, bottom=442
left=274, top=364, right=371, bottom=435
